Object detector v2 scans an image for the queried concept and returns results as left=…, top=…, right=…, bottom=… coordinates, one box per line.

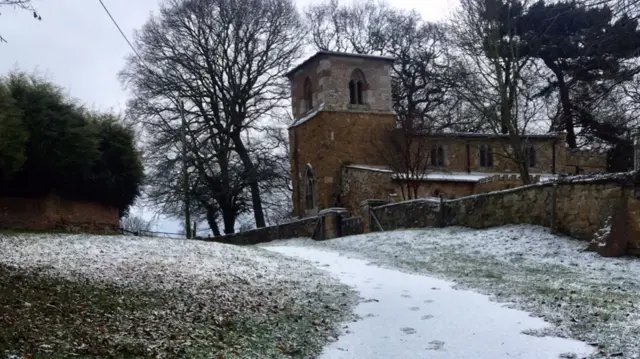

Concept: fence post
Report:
left=551, top=183, right=558, bottom=234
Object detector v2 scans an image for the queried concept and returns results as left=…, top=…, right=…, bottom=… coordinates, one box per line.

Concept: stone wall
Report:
left=289, top=111, right=396, bottom=217
left=203, top=217, right=318, bottom=245
left=340, top=165, right=394, bottom=215
left=371, top=199, right=443, bottom=231
left=0, top=195, right=119, bottom=234
left=409, top=134, right=566, bottom=174
left=474, top=174, right=542, bottom=194
left=368, top=173, right=640, bottom=255
left=565, top=149, right=607, bottom=174
left=408, top=181, right=476, bottom=199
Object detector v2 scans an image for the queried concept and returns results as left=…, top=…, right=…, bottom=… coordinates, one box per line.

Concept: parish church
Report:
left=287, top=51, right=607, bottom=217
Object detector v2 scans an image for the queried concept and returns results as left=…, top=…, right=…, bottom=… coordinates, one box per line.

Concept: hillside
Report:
left=0, top=233, right=357, bottom=358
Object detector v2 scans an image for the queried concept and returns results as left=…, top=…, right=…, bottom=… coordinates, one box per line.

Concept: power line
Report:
left=97, top=0, right=145, bottom=64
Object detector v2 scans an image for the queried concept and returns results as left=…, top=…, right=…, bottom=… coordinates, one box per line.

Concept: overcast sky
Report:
left=0, top=0, right=457, bottom=234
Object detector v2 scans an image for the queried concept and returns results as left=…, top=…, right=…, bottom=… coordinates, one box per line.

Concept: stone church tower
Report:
left=287, top=51, right=396, bottom=218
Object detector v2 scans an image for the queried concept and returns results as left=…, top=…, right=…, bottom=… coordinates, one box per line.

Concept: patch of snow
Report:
left=288, top=103, right=325, bottom=129
left=393, top=172, right=559, bottom=184
left=344, top=164, right=393, bottom=173
left=266, top=245, right=594, bottom=359
left=0, top=233, right=334, bottom=295
left=392, top=172, right=491, bottom=183
left=267, top=225, right=640, bottom=357
left=593, top=217, right=612, bottom=248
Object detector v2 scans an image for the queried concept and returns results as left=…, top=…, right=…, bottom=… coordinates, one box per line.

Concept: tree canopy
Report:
left=0, top=72, right=144, bottom=217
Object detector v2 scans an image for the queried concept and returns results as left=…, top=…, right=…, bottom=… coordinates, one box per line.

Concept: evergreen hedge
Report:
left=0, top=72, right=144, bottom=217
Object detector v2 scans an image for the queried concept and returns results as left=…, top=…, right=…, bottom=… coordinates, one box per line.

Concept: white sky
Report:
left=0, top=0, right=458, bottom=233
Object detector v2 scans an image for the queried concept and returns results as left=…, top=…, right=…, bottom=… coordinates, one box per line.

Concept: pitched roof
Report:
left=414, top=132, right=563, bottom=140
left=285, top=51, right=396, bottom=79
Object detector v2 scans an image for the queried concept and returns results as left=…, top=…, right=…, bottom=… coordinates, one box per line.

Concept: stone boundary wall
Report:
left=565, top=148, right=607, bottom=174
left=474, top=174, right=542, bottom=194
left=369, top=172, right=640, bottom=255
left=202, top=216, right=318, bottom=245
left=0, top=195, right=119, bottom=234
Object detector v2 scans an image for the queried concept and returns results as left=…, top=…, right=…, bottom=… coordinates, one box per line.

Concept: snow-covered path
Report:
left=267, top=246, right=595, bottom=359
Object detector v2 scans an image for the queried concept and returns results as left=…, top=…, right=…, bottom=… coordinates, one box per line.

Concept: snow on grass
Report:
left=266, top=246, right=594, bottom=359
left=0, top=232, right=358, bottom=358
left=267, top=225, right=640, bottom=358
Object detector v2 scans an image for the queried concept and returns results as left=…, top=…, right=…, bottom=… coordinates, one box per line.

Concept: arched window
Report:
left=479, top=145, right=494, bottom=168
left=430, top=145, right=446, bottom=166
left=437, top=146, right=445, bottom=166
left=348, top=69, right=366, bottom=105
left=303, top=77, right=313, bottom=112
left=304, top=165, right=317, bottom=211
left=527, top=145, right=536, bottom=168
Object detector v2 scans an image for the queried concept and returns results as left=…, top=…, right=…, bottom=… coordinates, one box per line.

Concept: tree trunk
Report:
left=546, top=60, right=577, bottom=148
left=512, top=140, right=531, bottom=185
left=232, top=135, right=266, bottom=228
left=206, top=206, right=221, bottom=237
left=558, top=78, right=577, bottom=148
left=221, top=205, right=236, bottom=234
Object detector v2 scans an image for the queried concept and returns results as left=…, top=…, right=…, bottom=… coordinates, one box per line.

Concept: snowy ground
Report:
left=267, top=246, right=594, bottom=359
left=0, top=232, right=358, bottom=358
left=266, top=225, right=640, bottom=358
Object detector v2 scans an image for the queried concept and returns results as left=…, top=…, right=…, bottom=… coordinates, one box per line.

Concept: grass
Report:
left=0, top=250, right=357, bottom=359
left=269, top=227, right=640, bottom=358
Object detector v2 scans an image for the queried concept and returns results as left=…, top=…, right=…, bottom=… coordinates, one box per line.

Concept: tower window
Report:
left=479, top=145, right=494, bottom=168
left=349, top=69, right=366, bottom=105
left=303, top=77, right=313, bottom=112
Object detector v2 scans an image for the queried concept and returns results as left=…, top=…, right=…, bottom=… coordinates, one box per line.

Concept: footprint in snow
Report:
left=364, top=313, right=377, bottom=318
left=400, top=327, right=417, bottom=335
left=409, top=307, right=420, bottom=311
left=426, top=340, right=445, bottom=350
left=424, top=299, right=434, bottom=303
left=421, top=314, right=434, bottom=320
left=401, top=293, right=412, bottom=298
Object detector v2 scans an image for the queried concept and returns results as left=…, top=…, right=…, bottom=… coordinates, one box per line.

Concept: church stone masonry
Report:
left=287, top=51, right=397, bottom=218
left=287, top=51, right=608, bottom=218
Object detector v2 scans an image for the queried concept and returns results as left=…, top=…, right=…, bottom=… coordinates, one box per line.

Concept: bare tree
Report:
left=306, top=0, right=463, bottom=130
left=120, top=214, right=154, bottom=235
left=259, top=114, right=295, bottom=225
left=0, top=0, right=41, bottom=43
left=120, top=0, right=305, bottom=230
left=450, top=0, right=535, bottom=184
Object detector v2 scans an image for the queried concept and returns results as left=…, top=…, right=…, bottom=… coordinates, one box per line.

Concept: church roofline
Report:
left=410, top=131, right=564, bottom=140
left=285, top=51, right=396, bottom=79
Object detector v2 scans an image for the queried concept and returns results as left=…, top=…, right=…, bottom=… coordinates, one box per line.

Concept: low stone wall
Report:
left=371, top=199, right=442, bottom=230
left=0, top=195, right=119, bottom=234
left=474, top=174, right=541, bottom=194
left=204, top=216, right=318, bottom=245
left=565, top=148, right=607, bottom=174
left=368, top=172, right=640, bottom=255
left=340, top=165, right=394, bottom=215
